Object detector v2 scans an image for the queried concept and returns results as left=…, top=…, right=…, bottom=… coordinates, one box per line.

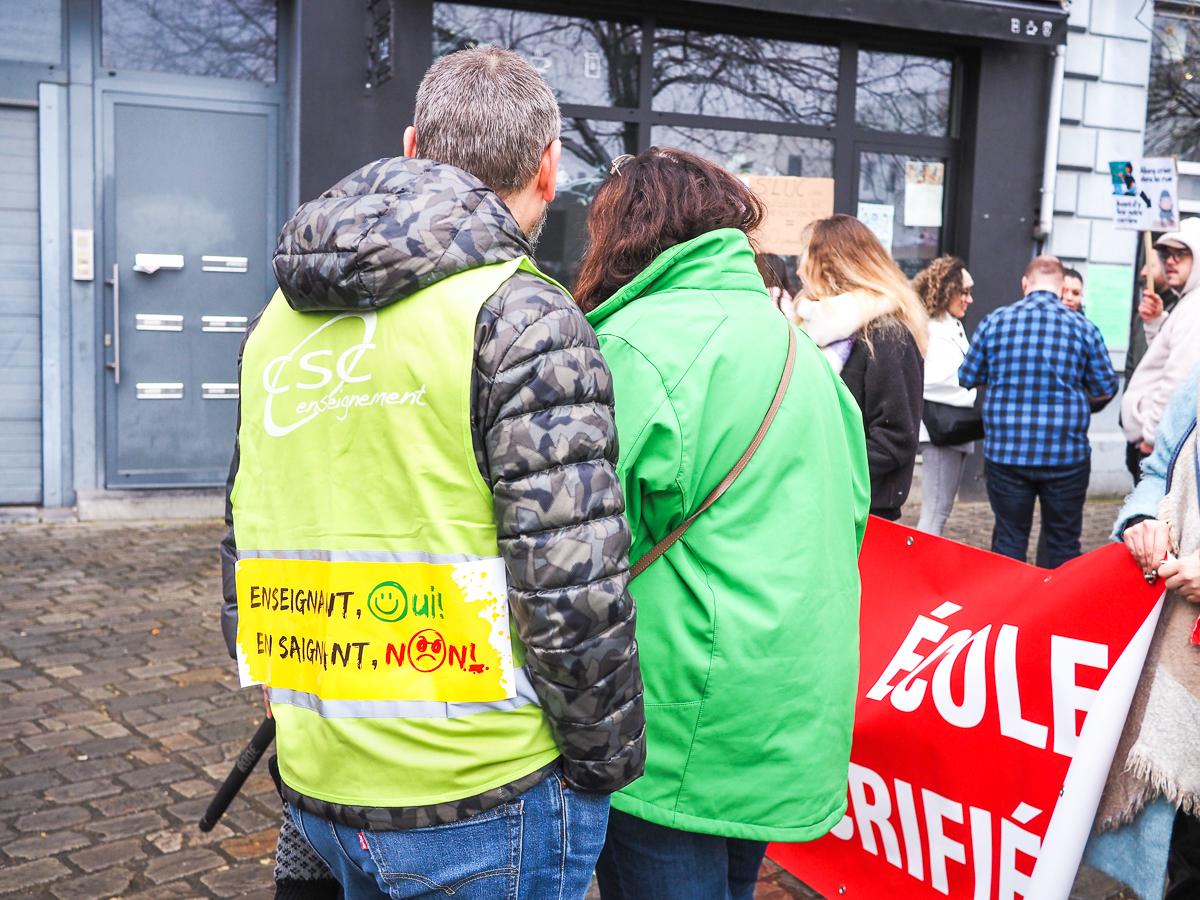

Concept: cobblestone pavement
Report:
left=0, top=498, right=1132, bottom=899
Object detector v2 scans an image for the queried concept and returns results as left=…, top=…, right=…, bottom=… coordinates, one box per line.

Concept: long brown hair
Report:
left=799, top=214, right=928, bottom=356
left=574, top=147, right=765, bottom=312
left=912, top=255, right=968, bottom=318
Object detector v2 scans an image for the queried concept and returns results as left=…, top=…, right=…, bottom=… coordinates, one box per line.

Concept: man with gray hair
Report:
left=220, top=46, right=644, bottom=899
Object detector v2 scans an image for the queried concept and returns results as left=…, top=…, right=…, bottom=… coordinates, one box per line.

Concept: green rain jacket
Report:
left=586, top=228, right=870, bottom=841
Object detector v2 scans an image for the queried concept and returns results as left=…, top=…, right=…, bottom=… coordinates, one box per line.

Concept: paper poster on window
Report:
left=747, top=176, right=835, bottom=256
left=904, top=161, right=944, bottom=227
left=1083, top=264, right=1135, bottom=351
left=857, top=202, right=896, bottom=251
left=1109, top=158, right=1178, bottom=232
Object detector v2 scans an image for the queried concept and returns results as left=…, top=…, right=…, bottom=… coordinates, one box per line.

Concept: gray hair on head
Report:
left=414, top=45, right=561, bottom=197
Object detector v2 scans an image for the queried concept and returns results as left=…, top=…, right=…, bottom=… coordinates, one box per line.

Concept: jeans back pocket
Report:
left=364, top=801, right=522, bottom=899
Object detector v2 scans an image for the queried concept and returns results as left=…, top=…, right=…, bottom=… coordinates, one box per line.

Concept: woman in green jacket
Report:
left=574, top=148, right=870, bottom=900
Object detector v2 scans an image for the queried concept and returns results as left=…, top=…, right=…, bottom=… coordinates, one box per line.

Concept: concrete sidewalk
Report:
left=0, top=499, right=1134, bottom=898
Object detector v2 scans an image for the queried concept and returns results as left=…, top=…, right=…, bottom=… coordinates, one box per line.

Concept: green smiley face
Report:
left=367, top=581, right=408, bottom=622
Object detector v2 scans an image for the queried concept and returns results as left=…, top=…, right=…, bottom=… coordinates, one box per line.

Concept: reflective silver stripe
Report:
left=238, top=548, right=489, bottom=564
left=268, top=666, right=539, bottom=719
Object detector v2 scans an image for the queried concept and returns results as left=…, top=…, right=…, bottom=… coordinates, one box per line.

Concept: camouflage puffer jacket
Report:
left=219, top=157, right=645, bottom=813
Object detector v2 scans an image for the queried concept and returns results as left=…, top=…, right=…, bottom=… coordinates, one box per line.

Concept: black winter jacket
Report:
left=840, top=323, right=924, bottom=520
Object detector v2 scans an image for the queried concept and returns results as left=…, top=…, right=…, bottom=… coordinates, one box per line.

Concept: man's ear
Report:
left=536, top=139, right=562, bottom=204
left=403, top=126, right=418, bottom=159
left=1020, top=275, right=1029, bottom=296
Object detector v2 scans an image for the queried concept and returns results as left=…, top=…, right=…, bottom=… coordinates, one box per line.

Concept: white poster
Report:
left=857, top=202, right=895, bottom=250
left=1110, top=157, right=1179, bottom=231
left=904, top=161, right=945, bottom=227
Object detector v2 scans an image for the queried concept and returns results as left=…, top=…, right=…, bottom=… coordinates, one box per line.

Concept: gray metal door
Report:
left=102, top=94, right=279, bottom=487
left=0, top=106, right=42, bottom=504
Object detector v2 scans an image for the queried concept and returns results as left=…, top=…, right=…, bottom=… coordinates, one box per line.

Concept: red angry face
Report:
left=408, top=629, right=447, bottom=672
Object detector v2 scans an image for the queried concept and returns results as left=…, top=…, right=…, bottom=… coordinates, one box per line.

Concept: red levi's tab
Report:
left=770, top=517, right=1164, bottom=900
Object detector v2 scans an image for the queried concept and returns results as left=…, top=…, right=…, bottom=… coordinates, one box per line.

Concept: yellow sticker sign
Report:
left=234, top=556, right=515, bottom=703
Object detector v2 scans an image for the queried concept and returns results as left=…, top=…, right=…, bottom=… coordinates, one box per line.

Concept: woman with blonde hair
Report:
left=912, top=256, right=978, bottom=535
left=793, top=214, right=928, bottom=520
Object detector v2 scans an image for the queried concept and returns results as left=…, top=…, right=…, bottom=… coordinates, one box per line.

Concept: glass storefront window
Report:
left=433, top=4, right=641, bottom=108
left=858, top=151, right=946, bottom=276
left=101, top=0, right=277, bottom=83
left=426, top=6, right=959, bottom=281
left=652, top=126, right=834, bottom=178
left=1147, top=12, right=1200, bottom=159
left=653, top=30, right=838, bottom=126
left=539, top=120, right=637, bottom=287
left=856, top=50, right=952, bottom=137
left=0, top=0, right=62, bottom=65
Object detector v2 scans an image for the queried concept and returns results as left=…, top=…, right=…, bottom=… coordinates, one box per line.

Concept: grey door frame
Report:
left=90, top=1, right=293, bottom=490
left=39, top=83, right=70, bottom=507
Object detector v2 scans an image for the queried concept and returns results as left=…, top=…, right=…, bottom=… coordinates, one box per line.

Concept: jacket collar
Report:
left=1017, top=294, right=1065, bottom=314
left=585, top=228, right=767, bottom=327
left=272, top=157, right=530, bottom=313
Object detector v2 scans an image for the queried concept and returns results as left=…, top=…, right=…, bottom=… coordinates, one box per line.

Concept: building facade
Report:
left=1048, top=0, right=1196, bottom=494
left=2, top=0, right=1076, bottom=511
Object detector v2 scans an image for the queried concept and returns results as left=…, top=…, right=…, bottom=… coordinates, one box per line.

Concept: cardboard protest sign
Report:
left=771, top=518, right=1164, bottom=900
left=748, top=175, right=834, bottom=255
left=235, top=555, right=517, bottom=702
left=1109, top=158, right=1178, bottom=231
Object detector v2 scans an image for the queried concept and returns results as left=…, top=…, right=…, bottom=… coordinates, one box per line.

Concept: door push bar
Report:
left=104, top=263, right=120, bottom=385
left=133, top=253, right=184, bottom=274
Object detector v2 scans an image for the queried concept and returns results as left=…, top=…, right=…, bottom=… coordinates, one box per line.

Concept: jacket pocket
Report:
left=631, top=699, right=703, bottom=812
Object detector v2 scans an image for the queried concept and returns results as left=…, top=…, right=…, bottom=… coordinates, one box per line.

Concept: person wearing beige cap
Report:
left=1122, top=218, right=1200, bottom=473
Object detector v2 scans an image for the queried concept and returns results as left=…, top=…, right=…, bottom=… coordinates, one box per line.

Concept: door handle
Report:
left=105, top=263, right=121, bottom=385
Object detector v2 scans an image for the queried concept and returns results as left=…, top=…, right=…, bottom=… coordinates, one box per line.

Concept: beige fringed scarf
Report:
left=1095, top=414, right=1200, bottom=832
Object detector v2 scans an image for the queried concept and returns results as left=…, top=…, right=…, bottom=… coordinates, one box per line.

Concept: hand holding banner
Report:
left=771, top=518, right=1164, bottom=900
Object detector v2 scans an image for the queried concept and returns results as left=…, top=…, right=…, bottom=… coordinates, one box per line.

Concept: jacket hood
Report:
left=585, top=228, right=766, bottom=326
left=793, top=291, right=898, bottom=348
left=1155, top=217, right=1200, bottom=298
left=272, top=157, right=531, bottom=312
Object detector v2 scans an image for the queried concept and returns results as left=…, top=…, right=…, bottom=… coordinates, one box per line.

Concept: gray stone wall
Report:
left=1050, top=0, right=1154, bottom=494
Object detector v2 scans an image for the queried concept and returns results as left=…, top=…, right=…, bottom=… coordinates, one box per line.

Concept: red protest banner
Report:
left=770, top=518, right=1164, bottom=900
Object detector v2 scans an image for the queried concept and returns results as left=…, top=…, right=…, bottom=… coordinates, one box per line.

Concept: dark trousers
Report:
left=596, top=808, right=767, bottom=900
left=1126, top=441, right=1150, bottom=486
left=984, top=459, right=1091, bottom=568
left=1167, top=809, right=1200, bottom=900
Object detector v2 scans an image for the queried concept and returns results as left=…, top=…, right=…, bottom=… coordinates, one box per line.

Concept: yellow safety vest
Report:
left=232, top=257, right=559, bottom=809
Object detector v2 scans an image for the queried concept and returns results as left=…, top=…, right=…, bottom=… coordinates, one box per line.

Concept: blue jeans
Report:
left=288, top=771, right=609, bottom=899
left=984, top=458, right=1090, bottom=568
left=595, top=808, right=767, bottom=900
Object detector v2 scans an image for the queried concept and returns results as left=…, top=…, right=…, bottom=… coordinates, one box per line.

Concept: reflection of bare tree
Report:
left=102, top=0, right=276, bottom=83
left=856, top=51, right=952, bottom=137
left=434, top=6, right=640, bottom=177
left=653, top=30, right=838, bottom=125
left=560, top=118, right=637, bottom=178
left=429, top=4, right=951, bottom=278
left=857, top=152, right=900, bottom=204
left=434, top=5, right=952, bottom=141
left=656, top=125, right=832, bottom=177
left=433, top=6, right=640, bottom=108
left=1147, top=13, right=1200, bottom=158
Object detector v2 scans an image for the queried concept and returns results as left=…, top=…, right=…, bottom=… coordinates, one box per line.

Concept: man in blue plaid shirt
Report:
left=958, top=255, right=1118, bottom=567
